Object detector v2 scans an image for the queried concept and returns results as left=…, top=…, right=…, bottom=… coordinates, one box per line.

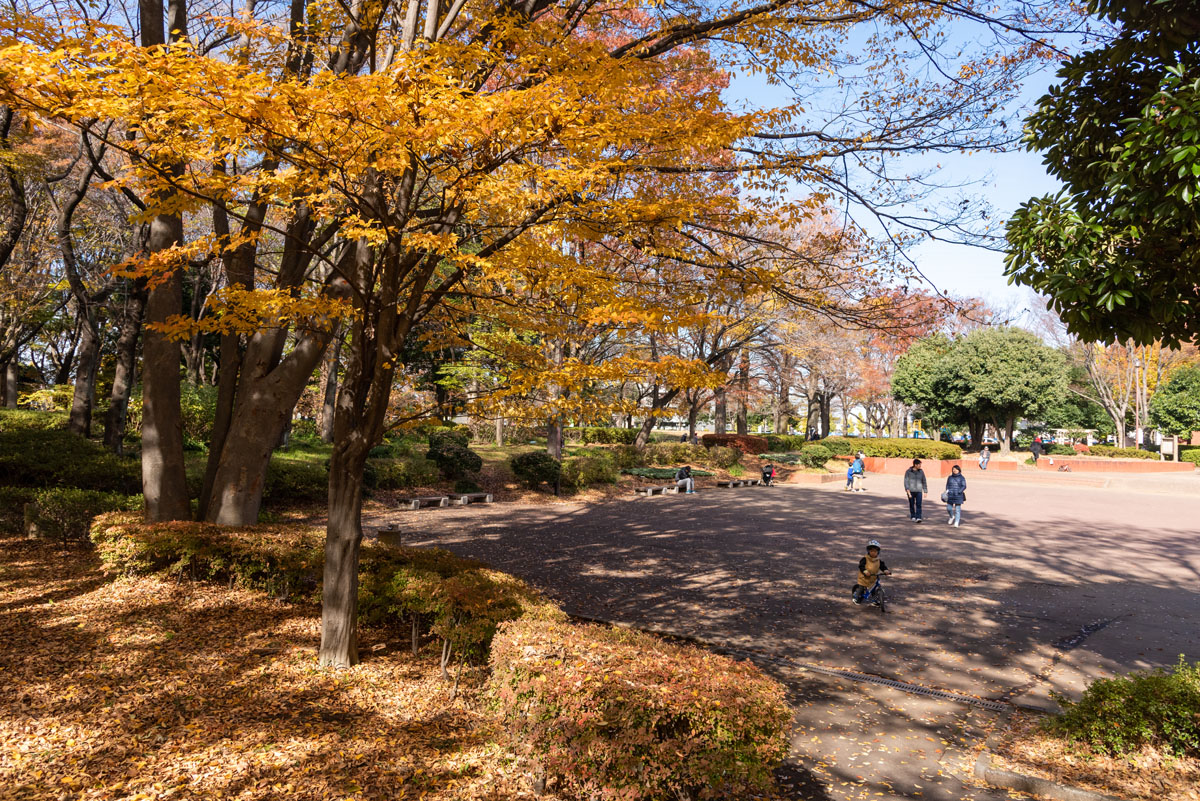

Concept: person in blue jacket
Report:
left=944, top=464, right=966, bottom=527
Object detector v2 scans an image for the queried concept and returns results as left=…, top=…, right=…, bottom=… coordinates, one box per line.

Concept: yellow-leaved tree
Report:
left=0, top=0, right=1078, bottom=666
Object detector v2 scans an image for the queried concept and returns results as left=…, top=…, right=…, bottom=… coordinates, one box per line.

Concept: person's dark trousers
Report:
left=908, top=491, right=923, bottom=520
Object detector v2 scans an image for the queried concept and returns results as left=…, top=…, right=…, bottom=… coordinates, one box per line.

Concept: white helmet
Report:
left=866, top=539, right=882, bottom=551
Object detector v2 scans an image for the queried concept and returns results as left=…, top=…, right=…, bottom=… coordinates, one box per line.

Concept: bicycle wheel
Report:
left=877, top=588, right=887, bottom=614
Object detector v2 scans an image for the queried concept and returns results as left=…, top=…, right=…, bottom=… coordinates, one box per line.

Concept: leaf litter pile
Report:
left=989, top=710, right=1200, bottom=801
left=0, top=536, right=542, bottom=801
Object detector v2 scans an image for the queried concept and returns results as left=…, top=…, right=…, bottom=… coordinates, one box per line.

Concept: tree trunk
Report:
left=996, top=416, right=1014, bottom=455
left=68, top=320, right=102, bottom=437
left=320, top=452, right=365, bottom=669
left=687, top=401, right=699, bottom=439
left=714, top=386, right=727, bottom=434
left=546, top=417, right=563, bottom=460
left=2, top=359, right=15, bottom=408
left=819, top=393, right=831, bottom=438
left=104, top=290, right=145, bottom=453
left=735, top=347, right=749, bottom=435
left=318, top=332, right=340, bottom=443
left=141, top=219, right=190, bottom=522
left=494, top=417, right=503, bottom=446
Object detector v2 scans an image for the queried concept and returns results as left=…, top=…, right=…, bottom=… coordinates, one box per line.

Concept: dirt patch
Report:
left=988, top=710, right=1200, bottom=801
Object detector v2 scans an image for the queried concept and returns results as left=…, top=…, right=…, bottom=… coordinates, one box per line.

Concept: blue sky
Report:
left=724, top=32, right=1077, bottom=322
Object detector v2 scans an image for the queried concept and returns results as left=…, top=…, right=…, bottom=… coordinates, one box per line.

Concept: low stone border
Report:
left=974, top=752, right=1129, bottom=801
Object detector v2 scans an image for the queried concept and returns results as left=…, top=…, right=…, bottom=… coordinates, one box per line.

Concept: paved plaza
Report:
left=370, top=469, right=1200, bottom=801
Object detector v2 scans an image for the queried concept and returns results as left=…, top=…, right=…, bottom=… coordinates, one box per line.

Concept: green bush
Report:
left=1045, top=443, right=1076, bottom=456
left=1087, top=445, right=1157, bottom=459
left=561, top=453, right=618, bottom=491
left=453, top=478, right=484, bottom=494
left=27, top=489, right=142, bottom=542
left=364, top=454, right=441, bottom=490
left=489, top=617, right=791, bottom=801
left=0, top=409, right=69, bottom=432
left=817, top=436, right=961, bottom=460
left=0, top=486, right=36, bottom=535
left=700, top=433, right=769, bottom=454
left=798, top=444, right=832, bottom=469
left=760, top=453, right=801, bottom=465
left=426, top=437, right=483, bottom=480
left=608, top=444, right=645, bottom=469
left=510, top=451, right=561, bottom=489
left=706, top=445, right=741, bottom=469
left=1180, top=447, right=1200, bottom=465
left=0, top=428, right=141, bottom=493
left=580, top=426, right=640, bottom=445
left=91, top=512, right=563, bottom=665
left=1046, top=656, right=1200, bottom=757
left=621, top=467, right=714, bottom=480
left=815, top=436, right=855, bottom=456
left=764, top=434, right=805, bottom=452
left=427, top=427, right=471, bottom=449
left=262, top=457, right=328, bottom=505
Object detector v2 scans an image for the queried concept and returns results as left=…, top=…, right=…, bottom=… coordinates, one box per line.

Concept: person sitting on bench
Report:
left=675, top=465, right=695, bottom=494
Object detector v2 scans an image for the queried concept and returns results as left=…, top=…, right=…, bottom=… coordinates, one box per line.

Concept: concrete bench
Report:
left=635, top=485, right=679, bottom=496
left=449, top=492, right=493, bottom=505
left=717, top=480, right=745, bottom=488
left=402, top=496, right=450, bottom=510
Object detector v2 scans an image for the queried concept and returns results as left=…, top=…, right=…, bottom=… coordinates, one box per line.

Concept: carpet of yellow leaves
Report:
left=0, top=536, right=545, bottom=801
left=989, top=710, right=1200, bottom=801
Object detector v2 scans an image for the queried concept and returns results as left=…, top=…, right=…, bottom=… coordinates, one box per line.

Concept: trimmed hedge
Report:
left=489, top=617, right=791, bottom=800
left=621, top=467, right=714, bottom=479
left=0, top=428, right=141, bottom=493
left=764, top=434, right=805, bottom=452
left=818, top=437, right=961, bottom=460
left=1047, top=656, right=1200, bottom=757
left=700, top=433, right=769, bottom=455
left=90, top=513, right=562, bottom=663
left=1180, top=447, right=1200, bottom=465
left=760, top=453, right=800, bottom=465
left=1086, top=445, right=1157, bottom=460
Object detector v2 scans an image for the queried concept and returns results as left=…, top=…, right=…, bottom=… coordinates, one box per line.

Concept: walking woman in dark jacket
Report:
left=944, top=465, right=966, bottom=527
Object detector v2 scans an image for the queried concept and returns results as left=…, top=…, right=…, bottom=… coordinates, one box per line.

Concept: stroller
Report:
left=761, top=463, right=776, bottom=486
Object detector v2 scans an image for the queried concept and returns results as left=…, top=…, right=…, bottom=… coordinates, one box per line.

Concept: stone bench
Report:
left=449, top=492, right=493, bottom=505
left=401, top=496, right=450, bottom=510
left=635, top=485, right=679, bottom=496
left=717, top=479, right=766, bottom=488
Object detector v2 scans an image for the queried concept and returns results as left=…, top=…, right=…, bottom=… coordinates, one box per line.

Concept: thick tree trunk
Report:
left=141, top=217, right=190, bottom=521
left=735, top=348, right=749, bottom=435
left=2, top=359, right=15, bottom=408
left=68, top=320, right=101, bottom=437
left=104, top=291, right=144, bottom=453
left=546, top=417, right=563, bottom=460
left=317, top=332, right=341, bottom=443
left=819, top=393, right=831, bottom=439
left=713, top=386, right=727, bottom=434
left=687, top=401, right=699, bottom=439
left=320, top=453, right=365, bottom=669
left=494, top=417, right=503, bottom=446
left=997, top=416, right=1014, bottom=455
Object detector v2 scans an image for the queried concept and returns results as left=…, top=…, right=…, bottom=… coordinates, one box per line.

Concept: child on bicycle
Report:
left=852, top=539, right=890, bottom=603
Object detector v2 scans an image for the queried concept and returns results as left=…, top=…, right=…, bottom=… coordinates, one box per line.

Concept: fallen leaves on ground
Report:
left=989, top=710, right=1200, bottom=801
left=0, top=535, right=545, bottom=801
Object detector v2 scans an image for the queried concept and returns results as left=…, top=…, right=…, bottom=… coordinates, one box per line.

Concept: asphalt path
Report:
left=369, top=468, right=1200, bottom=801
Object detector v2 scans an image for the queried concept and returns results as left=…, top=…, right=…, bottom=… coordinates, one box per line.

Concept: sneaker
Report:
left=954, top=520, right=960, bottom=527
left=916, top=518, right=923, bottom=523
left=909, top=517, right=915, bottom=521
left=687, top=490, right=694, bottom=494
left=948, top=516, right=954, bottom=524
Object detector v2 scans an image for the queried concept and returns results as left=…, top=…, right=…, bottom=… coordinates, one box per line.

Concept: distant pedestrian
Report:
left=1031, top=436, right=1043, bottom=465
left=943, top=465, right=966, bottom=527
left=679, top=432, right=688, bottom=443
left=675, top=465, right=695, bottom=494
left=689, top=432, right=698, bottom=445
left=979, top=446, right=990, bottom=471
left=903, top=459, right=927, bottom=522
left=851, top=454, right=867, bottom=492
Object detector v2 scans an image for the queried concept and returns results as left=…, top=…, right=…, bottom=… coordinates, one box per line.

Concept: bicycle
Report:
left=852, top=577, right=887, bottom=614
